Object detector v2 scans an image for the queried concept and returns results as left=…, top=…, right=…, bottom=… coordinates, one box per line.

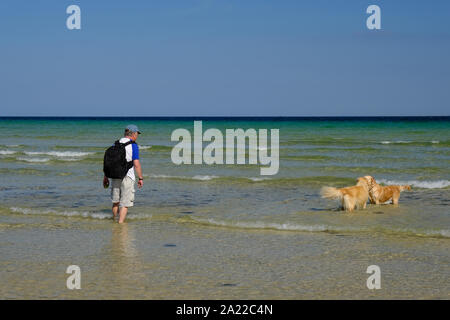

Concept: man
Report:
left=103, top=124, right=144, bottom=223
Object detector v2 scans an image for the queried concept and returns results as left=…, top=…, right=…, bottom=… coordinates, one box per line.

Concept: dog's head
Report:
left=356, top=176, right=370, bottom=189
left=357, top=176, right=375, bottom=191
left=362, top=175, right=377, bottom=189
left=402, top=185, right=411, bottom=191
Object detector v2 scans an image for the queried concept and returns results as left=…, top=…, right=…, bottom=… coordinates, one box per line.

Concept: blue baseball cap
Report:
left=126, top=124, right=141, bottom=134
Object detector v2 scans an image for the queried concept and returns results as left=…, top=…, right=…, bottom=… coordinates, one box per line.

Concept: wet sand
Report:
left=1, top=213, right=448, bottom=299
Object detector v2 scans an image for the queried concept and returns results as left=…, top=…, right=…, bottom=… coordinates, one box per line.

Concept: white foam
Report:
left=147, top=174, right=219, bottom=181
left=380, top=140, right=440, bottom=145
left=139, top=145, right=152, bottom=150
left=378, top=179, right=450, bottom=189
left=380, top=141, right=411, bottom=144
left=58, top=158, right=82, bottom=162
left=148, top=174, right=269, bottom=182
left=192, top=218, right=450, bottom=238
left=435, top=229, right=450, bottom=237
left=24, top=151, right=92, bottom=157
left=0, top=150, right=17, bottom=155
left=192, top=217, right=354, bottom=233
left=248, top=177, right=270, bottom=182
left=10, top=207, right=111, bottom=219
left=147, top=174, right=175, bottom=179
left=420, top=229, right=450, bottom=238
left=126, top=213, right=153, bottom=220
left=192, top=175, right=219, bottom=181
left=17, top=157, right=50, bottom=163
left=9, top=206, right=153, bottom=220
left=392, top=227, right=450, bottom=238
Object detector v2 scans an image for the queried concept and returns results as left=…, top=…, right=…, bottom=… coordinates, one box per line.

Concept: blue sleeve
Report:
left=132, top=143, right=139, bottom=160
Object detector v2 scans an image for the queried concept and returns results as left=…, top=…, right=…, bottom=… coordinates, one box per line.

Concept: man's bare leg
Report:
left=112, top=202, right=120, bottom=220
left=118, top=206, right=128, bottom=224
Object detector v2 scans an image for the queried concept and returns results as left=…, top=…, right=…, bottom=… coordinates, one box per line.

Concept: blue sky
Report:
left=0, top=0, right=449, bottom=116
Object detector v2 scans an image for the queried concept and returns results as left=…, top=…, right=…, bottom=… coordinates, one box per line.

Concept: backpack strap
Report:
left=115, top=140, right=135, bottom=147
left=122, top=140, right=135, bottom=171
left=122, top=140, right=134, bottom=147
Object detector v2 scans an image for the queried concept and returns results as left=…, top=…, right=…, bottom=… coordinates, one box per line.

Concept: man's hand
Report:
left=103, top=176, right=109, bottom=188
left=138, top=178, right=144, bottom=188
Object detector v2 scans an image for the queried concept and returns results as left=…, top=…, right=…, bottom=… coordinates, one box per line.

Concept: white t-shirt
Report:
left=118, top=137, right=139, bottom=181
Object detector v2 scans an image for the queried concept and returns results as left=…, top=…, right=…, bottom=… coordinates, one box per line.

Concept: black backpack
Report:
left=103, top=140, right=135, bottom=179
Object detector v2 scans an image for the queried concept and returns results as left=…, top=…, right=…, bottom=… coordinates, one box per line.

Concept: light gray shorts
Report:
left=111, top=176, right=135, bottom=208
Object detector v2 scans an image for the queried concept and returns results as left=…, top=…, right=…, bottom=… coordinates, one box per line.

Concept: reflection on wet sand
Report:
left=106, top=223, right=149, bottom=297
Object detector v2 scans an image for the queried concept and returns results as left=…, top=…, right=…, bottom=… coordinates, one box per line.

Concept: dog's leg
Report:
left=392, top=191, right=400, bottom=205
left=341, top=198, right=345, bottom=211
left=347, top=197, right=356, bottom=212
left=343, top=195, right=351, bottom=211
left=350, top=200, right=356, bottom=211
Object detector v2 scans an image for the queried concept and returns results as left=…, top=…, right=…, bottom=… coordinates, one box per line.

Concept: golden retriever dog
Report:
left=363, top=176, right=411, bottom=205
left=320, top=177, right=370, bottom=211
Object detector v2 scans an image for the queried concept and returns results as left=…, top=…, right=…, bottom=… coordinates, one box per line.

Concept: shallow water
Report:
left=0, top=117, right=449, bottom=298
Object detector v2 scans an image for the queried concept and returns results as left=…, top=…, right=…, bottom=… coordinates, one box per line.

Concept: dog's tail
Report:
left=320, top=186, right=343, bottom=200
left=400, top=185, right=411, bottom=191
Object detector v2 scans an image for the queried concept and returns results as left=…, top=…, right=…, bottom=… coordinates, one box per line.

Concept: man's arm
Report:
left=133, top=159, right=143, bottom=188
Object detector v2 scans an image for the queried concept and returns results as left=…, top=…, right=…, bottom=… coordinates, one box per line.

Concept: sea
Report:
left=0, top=117, right=448, bottom=299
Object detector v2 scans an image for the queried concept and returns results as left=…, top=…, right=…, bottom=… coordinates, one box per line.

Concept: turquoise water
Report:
left=0, top=117, right=449, bottom=238
left=0, top=117, right=449, bottom=299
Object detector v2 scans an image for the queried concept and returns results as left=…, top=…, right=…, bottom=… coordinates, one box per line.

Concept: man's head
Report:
left=124, top=124, right=141, bottom=141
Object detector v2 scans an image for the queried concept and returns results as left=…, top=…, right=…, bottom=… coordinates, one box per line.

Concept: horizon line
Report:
left=0, top=116, right=448, bottom=119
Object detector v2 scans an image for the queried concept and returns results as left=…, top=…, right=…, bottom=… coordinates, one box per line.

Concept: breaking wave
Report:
left=24, top=151, right=93, bottom=157
left=378, top=179, right=450, bottom=189
left=190, top=217, right=354, bottom=233
left=379, top=140, right=446, bottom=146
left=187, top=217, right=450, bottom=239
left=8, top=207, right=152, bottom=220
left=145, top=174, right=355, bottom=185
left=5, top=207, right=449, bottom=239
left=142, top=145, right=172, bottom=151
left=0, top=150, right=17, bottom=155
left=280, top=139, right=448, bottom=147
left=380, top=141, right=412, bottom=144
left=248, top=177, right=270, bottom=182
left=148, top=174, right=220, bottom=181
left=192, top=175, right=219, bottom=181
left=1, top=150, right=98, bottom=164
left=17, top=157, right=51, bottom=163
